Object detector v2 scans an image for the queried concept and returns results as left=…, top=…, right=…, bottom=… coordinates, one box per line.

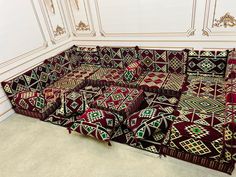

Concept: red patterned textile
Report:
left=43, top=88, right=61, bottom=103
left=139, top=72, right=168, bottom=92
left=123, top=60, right=142, bottom=82
left=91, top=86, right=144, bottom=117
left=69, top=108, right=124, bottom=144
left=13, top=91, right=46, bottom=112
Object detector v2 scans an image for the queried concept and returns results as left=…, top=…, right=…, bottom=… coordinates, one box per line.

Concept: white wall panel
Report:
left=95, top=0, right=196, bottom=37
left=0, top=0, right=47, bottom=67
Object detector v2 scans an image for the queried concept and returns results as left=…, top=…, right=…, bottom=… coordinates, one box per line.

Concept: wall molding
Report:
left=39, top=0, right=70, bottom=44
left=67, top=0, right=96, bottom=37
left=0, top=0, right=48, bottom=68
left=94, top=0, right=196, bottom=37
left=202, top=0, right=236, bottom=36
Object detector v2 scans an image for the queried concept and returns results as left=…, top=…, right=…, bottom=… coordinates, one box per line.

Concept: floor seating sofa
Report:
left=1, top=45, right=236, bottom=174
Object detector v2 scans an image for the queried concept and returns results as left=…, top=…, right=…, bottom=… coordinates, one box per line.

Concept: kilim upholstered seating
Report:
left=2, top=45, right=236, bottom=174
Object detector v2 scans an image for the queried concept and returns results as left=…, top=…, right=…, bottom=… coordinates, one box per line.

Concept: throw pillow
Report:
left=68, top=108, right=124, bottom=144
left=125, top=107, right=178, bottom=140
left=56, top=91, right=88, bottom=117
left=123, top=60, right=142, bottom=82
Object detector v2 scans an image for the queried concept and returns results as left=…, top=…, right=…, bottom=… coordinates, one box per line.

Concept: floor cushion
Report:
left=163, top=119, right=224, bottom=160
left=68, top=108, right=124, bottom=145
left=125, top=107, right=178, bottom=140
left=13, top=91, right=46, bottom=112
left=139, top=72, right=168, bottom=92
left=91, top=86, right=144, bottom=117
left=56, top=91, right=88, bottom=117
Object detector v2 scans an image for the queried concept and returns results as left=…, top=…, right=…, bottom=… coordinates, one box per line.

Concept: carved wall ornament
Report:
left=53, top=25, right=66, bottom=36
left=76, top=21, right=90, bottom=31
left=213, top=12, right=236, bottom=28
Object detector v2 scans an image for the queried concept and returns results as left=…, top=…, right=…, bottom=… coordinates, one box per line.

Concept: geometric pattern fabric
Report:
left=91, top=86, right=144, bottom=117
left=187, top=50, right=228, bottom=77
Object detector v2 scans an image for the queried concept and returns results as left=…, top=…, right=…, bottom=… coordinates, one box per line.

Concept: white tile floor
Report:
left=0, top=114, right=234, bottom=177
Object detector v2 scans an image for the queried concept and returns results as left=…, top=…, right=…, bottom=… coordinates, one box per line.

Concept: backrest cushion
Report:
left=186, top=50, right=228, bottom=77
left=76, top=47, right=100, bottom=66
left=98, top=46, right=138, bottom=69
left=65, top=45, right=80, bottom=70
left=44, top=51, right=72, bottom=82
left=137, top=48, right=187, bottom=73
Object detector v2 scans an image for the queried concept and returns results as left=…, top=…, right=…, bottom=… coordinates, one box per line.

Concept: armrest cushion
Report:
left=13, top=91, right=46, bottom=112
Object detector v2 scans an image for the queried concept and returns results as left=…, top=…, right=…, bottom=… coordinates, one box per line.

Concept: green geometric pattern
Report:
left=178, top=94, right=225, bottom=115
left=88, top=110, right=104, bottom=122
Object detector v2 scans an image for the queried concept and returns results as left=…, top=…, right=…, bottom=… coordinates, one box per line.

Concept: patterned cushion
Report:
left=76, top=47, right=100, bottom=65
left=56, top=91, right=88, bottom=117
left=139, top=72, right=168, bottom=92
left=43, top=87, right=61, bottom=103
left=123, top=60, right=142, bottom=82
left=79, top=85, right=106, bottom=106
left=69, top=108, right=123, bottom=143
left=65, top=45, right=80, bottom=70
left=13, top=91, right=46, bottom=112
left=161, top=73, right=187, bottom=96
left=138, top=49, right=167, bottom=72
left=125, top=107, right=177, bottom=140
left=1, top=75, right=30, bottom=103
left=137, top=49, right=187, bottom=73
left=44, top=51, right=73, bottom=82
left=91, top=86, right=144, bottom=117
left=187, top=50, right=228, bottom=77
left=87, top=68, right=124, bottom=87
left=165, top=119, right=223, bottom=160
left=167, top=50, right=187, bottom=74
left=116, top=72, right=147, bottom=88
left=34, top=63, right=52, bottom=88
left=98, top=46, right=138, bottom=69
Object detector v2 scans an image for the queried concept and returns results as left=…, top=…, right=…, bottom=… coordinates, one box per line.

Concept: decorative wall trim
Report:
left=67, top=0, right=95, bottom=37
left=0, top=0, right=48, bottom=68
left=94, top=0, right=196, bottom=37
left=213, top=12, right=236, bottom=28
left=202, top=0, right=236, bottom=36
left=39, top=0, right=70, bottom=44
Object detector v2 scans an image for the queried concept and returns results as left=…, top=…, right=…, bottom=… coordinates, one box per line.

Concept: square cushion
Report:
left=44, top=51, right=73, bottom=82
left=123, top=60, right=142, bottom=82
left=137, top=49, right=187, bottom=73
left=98, top=46, right=138, bottom=69
left=125, top=107, right=178, bottom=140
left=186, top=50, right=228, bottom=77
left=13, top=91, right=46, bottom=112
left=56, top=91, right=88, bottom=117
left=69, top=108, right=123, bottom=143
left=76, top=47, right=101, bottom=65
left=91, top=86, right=144, bottom=117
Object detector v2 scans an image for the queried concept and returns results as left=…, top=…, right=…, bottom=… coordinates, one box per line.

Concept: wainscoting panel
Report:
left=66, top=0, right=95, bottom=36
left=39, top=0, right=70, bottom=43
left=0, top=0, right=47, bottom=68
left=203, top=0, right=236, bottom=36
left=94, top=0, right=196, bottom=37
